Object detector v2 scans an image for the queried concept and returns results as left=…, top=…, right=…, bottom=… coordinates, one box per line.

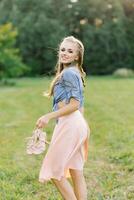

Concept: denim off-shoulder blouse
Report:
left=52, top=66, right=84, bottom=114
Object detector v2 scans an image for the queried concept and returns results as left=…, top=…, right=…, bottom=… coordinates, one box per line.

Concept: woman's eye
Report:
left=68, top=50, right=73, bottom=53
left=61, top=48, right=65, bottom=52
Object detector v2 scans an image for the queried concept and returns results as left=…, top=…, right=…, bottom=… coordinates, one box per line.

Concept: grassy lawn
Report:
left=0, top=76, right=134, bottom=200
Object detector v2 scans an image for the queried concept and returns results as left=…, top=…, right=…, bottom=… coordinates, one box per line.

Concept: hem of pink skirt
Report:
left=39, top=166, right=83, bottom=183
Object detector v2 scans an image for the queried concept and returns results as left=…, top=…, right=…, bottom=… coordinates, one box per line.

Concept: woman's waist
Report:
left=58, top=107, right=85, bottom=122
left=57, top=110, right=88, bottom=131
left=57, top=100, right=83, bottom=111
left=55, top=101, right=90, bottom=131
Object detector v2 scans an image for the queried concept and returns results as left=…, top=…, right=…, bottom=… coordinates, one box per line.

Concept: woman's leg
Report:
left=69, top=169, right=87, bottom=200
left=52, top=177, right=77, bottom=200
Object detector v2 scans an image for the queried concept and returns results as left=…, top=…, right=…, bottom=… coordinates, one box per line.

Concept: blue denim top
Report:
left=52, top=65, right=84, bottom=120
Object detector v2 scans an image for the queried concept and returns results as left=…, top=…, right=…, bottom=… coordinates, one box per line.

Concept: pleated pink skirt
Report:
left=39, top=110, right=90, bottom=183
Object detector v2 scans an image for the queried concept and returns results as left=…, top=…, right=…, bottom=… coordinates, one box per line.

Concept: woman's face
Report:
left=59, top=40, right=79, bottom=65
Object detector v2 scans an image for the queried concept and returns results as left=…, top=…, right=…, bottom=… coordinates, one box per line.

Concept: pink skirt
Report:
left=39, top=110, right=90, bottom=183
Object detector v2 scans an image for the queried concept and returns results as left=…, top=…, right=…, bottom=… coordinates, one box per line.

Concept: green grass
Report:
left=0, top=76, right=134, bottom=200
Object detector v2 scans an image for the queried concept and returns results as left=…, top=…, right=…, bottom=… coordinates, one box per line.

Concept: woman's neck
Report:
left=63, top=62, right=78, bottom=69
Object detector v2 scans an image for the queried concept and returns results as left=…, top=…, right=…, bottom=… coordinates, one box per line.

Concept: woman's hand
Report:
left=36, top=113, right=52, bottom=129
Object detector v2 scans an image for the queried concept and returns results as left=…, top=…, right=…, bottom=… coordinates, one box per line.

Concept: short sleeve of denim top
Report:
left=53, top=66, right=84, bottom=123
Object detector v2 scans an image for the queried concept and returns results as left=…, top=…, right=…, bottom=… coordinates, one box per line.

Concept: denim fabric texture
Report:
left=53, top=65, right=84, bottom=116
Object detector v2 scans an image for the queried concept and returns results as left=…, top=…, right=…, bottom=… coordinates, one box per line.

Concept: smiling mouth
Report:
left=62, top=57, right=68, bottom=60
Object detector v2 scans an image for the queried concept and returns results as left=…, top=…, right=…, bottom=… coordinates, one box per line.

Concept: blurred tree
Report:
left=122, top=0, right=134, bottom=70
left=0, top=23, right=28, bottom=79
left=0, top=0, right=68, bottom=75
left=81, top=0, right=129, bottom=74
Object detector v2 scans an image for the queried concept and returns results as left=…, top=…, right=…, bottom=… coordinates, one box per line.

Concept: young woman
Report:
left=36, top=36, right=90, bottom=200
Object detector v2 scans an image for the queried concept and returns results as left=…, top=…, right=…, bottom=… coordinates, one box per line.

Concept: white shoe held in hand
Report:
left=26, top=128, right=50, bottom=155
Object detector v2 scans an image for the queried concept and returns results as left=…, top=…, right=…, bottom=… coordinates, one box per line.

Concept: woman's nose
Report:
left=61, top=51, right=67, bottom=56
left=62, top=50, right=67, bottom=54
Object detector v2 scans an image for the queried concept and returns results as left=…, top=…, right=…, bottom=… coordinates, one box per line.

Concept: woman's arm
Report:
left=50, top=98, right=80, bottom=119
left=36, top=98, right=80, bottom=128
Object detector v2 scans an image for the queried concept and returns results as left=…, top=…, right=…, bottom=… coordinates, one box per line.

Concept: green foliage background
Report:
left=0, top=0, right=134, bottom=76
left=0, top=23, right=28, bottom=79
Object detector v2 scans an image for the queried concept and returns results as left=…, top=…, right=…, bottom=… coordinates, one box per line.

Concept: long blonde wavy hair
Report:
left=44, top=36, right=86, bottom=98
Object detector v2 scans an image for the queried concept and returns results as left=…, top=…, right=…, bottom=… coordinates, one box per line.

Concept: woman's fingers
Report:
left=36, top=123, right=42, bottom=129
left=36, top=119, right=42, bottom=128
left=36, top=117, right=49, bottom=128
